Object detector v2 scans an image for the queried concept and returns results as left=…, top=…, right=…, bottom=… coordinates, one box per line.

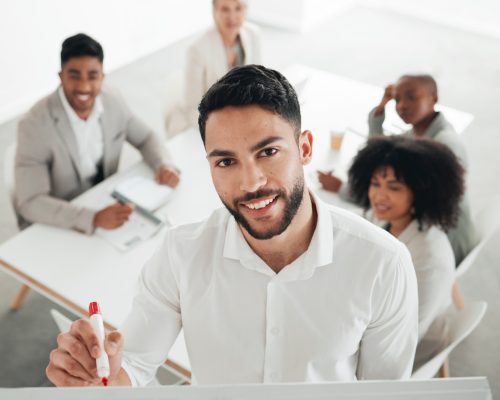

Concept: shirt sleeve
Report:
left=120, top=231, right=182, bottom=386
left=356, top=243, right=418, bottom=379
left=368, top=107, right=386, bottom=136
left=412, top=242, right=455, bottom=340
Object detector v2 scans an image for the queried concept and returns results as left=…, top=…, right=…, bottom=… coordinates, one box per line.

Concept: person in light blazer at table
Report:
left=165, top=0, right=261, bottom=135
left=15, top=33, right=180, bottom=235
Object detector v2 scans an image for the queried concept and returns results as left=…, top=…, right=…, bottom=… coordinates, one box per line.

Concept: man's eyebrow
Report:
left=250, top=136, right=284, bottom=152
left=207, top=136, right=284, bottom=158
left=67, top=69, right=81, bottom=74
left=207, top=149, right=236, bottom=158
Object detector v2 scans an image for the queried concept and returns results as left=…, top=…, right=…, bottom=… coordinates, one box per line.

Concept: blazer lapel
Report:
left=100, top=108, right=113, bottom=179
left=239, top=25, right=251, bottom=64
left=213, top=28, right=230, bottom=78
left=48, top=90, right=84, bottom=182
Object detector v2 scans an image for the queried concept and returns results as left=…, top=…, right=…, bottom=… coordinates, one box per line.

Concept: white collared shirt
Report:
left=120, top=194, right=418, bottom=385
left=58, top=87, right=104, bottom=182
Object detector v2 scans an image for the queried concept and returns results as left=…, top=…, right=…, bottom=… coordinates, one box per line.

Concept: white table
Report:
left=0, top=64, right=475, bottom=383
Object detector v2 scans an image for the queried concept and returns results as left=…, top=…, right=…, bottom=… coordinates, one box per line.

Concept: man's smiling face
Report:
left=205, top=105, right=311, bottom=240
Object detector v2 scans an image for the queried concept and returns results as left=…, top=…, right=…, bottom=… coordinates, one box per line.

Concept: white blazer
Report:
left=166, top=22, right=262, bottom=135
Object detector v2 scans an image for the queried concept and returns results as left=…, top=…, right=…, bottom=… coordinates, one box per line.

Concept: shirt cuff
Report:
left=79, top=207, right=97, bottom=235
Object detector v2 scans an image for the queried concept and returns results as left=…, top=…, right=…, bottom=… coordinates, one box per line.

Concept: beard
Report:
left=220, top=177, right=305, bottom=240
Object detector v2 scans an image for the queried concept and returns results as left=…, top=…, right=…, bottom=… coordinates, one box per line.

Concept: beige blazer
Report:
left=15, top=87, right=172, bottom=234
left=166, top=22, right=262, bottom=135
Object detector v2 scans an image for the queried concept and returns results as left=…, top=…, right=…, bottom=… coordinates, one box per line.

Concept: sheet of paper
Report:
left=114, top=176, right=173, bottom=211
left=95, top=212, right=164, bottom=252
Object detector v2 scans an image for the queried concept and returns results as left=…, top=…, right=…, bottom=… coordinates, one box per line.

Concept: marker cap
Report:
left=89, top=301, right=101, bottom=316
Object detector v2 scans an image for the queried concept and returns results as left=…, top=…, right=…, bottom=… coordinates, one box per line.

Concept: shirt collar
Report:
left=222, top=190, right=334, bottom=281
left=58, top=86, right=103, bottom=124
left=397, top=219, right=421, bottom=244
left=409, top=111, right=447, bottom=139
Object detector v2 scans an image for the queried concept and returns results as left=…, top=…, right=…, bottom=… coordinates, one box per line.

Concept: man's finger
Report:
left=46, top=364, right=90, bottom=387
left=104, top=331, right=124, bottom=357
left=56, top=334, right=96, bottom=375
left=69, top=319, right=101, bottom=359
left=49, top=349, right=95, bottom=381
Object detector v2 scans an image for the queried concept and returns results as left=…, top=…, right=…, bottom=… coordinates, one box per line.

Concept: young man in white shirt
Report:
left=46, top=65, right=418, bottom=386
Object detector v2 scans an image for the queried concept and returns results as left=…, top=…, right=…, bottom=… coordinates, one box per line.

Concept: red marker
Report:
left=88, top=302, right=110, bottom=386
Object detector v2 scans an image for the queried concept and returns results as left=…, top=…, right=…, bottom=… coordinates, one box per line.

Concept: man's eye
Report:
left=260, top=148, right=278, bottom=157
left=216, top=159, right=234, bottom=168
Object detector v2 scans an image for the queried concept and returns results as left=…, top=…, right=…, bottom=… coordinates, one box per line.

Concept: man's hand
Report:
left=317, top=171, right=343, bottom=192
left=375, top=84, right=395, bottom=115
left=94, top=203, right=134, bottom=230
left=155, top=165, right=180, bottom=188
left=46, top=319, right=127, bottom=387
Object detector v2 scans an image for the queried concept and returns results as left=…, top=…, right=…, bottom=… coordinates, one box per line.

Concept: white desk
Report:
left=0, top=64, right=475, bottom=383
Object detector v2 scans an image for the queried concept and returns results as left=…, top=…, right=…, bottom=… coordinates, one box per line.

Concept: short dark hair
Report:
left=399, top=74, right=438, bottom=96
left=348, top=135, right=464, bottom=231
left=198, top=64, right=301, bottom=143
left=61, top=33, right=104, bottom=67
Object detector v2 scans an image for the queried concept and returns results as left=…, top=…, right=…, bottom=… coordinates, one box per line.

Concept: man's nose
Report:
left=240, top=163, right=266, bottom=193
left=76, top=79, right=91, bottom=93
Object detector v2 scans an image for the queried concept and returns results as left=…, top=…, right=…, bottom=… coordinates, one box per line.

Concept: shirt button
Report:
left=269, top=372, right=278, bottom=380
left=271, top=327, right=280, bottom=335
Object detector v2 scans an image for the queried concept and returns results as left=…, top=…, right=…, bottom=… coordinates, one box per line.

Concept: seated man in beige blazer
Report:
left=15, top=33, right=180, bottom=235
left=166, top=0, right=261, bottom=135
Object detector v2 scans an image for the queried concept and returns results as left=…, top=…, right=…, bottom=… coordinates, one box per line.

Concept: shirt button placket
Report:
left=263, top=280, right=281, bottom=383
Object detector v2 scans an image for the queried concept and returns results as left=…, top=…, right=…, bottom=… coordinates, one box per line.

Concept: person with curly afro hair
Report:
left=348, top=135, right=464, bottom=371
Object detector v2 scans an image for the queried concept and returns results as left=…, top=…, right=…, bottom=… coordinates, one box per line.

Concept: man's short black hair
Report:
left=399, top=74, right=438, bottom=96
left=348, top=135, right=464, bottom=232
left=198, top=64, right=301, bottom=143
left=61, top=33, right=104, bottom=67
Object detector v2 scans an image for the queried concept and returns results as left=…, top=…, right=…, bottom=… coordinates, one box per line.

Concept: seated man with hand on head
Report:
left=318, top=74, right=476, bottom=264
left=166, top=0, right=261, bottom=135
left=15, top=33, right=180, bottom=234
left=46, top=65, right=418, bottom=387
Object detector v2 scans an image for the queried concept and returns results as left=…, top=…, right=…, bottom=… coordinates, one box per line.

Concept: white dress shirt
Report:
left=398, top=220, right=455, bottom=367
left=120, top=195, right=418, bottom=385
left=58, top=87, right=104, bottom=182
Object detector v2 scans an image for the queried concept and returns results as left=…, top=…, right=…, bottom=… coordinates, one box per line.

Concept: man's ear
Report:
left=299, top=130, right=313, bottom=166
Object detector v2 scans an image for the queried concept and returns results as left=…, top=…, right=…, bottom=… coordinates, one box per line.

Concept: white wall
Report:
left=248, top=0, right=354, bottom=32
left=0, top=0, right=212, bottom=124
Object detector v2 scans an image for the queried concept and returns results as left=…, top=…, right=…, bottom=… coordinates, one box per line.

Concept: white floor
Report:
left=0, top=1, right=499, bottom=396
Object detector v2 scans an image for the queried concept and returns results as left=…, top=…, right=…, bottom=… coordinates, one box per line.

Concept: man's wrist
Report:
left=109, top=368, right=132, bottom=386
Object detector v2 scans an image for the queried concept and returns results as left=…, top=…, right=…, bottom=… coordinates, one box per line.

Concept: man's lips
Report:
left=240, top=195, right=277, bottom=211
left=75, top=93, right=92, bottom=102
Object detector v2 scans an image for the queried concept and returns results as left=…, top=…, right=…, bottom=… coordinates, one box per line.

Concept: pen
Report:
left=88, top=301, right=110, bottom=386
left=111, top=190, right=163, bottom=226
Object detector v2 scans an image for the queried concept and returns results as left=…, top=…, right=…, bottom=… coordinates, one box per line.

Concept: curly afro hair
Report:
left=348, top=135, right=465, bottom=232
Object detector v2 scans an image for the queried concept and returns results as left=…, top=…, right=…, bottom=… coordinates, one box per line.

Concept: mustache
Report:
left=233, top=189, right=284, bottom=205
